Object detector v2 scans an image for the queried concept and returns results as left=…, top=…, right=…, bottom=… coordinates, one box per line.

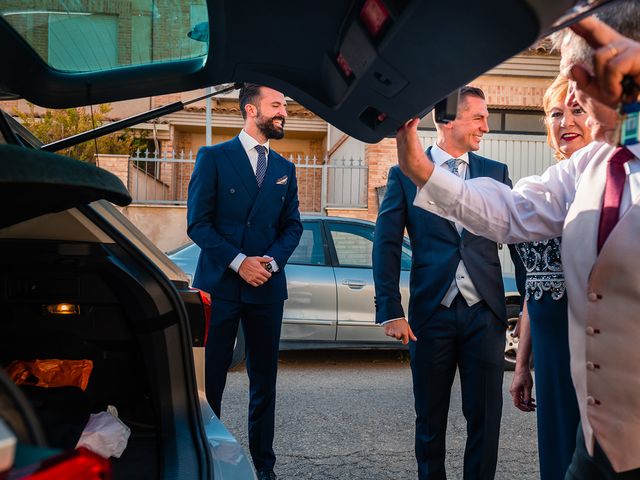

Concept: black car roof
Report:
left=0, top=0, right=606, bottom=143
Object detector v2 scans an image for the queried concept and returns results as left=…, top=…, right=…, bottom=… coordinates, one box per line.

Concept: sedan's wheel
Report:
left=229, top=323, right=245, bottom=370
left=504, top=303, right=520, bottom=371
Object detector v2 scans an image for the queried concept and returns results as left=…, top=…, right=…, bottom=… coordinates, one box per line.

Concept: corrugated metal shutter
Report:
left=486, top=54, right=560, bottom=78
left=418, top=131, right=557, bottom=275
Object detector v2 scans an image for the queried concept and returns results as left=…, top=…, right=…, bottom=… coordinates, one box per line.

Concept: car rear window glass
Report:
left=0, top=1, right=208, bottom=73
left=328, top=222, right=374, bottom=268
left=289, top=222, right=326, bottom=266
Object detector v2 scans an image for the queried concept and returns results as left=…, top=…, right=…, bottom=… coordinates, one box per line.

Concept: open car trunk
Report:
left=0, top=137, right=212, bottom=479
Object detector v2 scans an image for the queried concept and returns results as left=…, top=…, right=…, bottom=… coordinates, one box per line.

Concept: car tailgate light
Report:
left=360, top=0, right=391, bottom=39
left=10, top=447, right=111, bottom=480
left=336, top=52, right=354, bottom=79
left=42, top=303, right=80, bottom=315
left=193, top=288, right=211, bottom=346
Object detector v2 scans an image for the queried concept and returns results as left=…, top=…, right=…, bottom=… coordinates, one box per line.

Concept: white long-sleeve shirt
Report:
left=413, top=141, right=640, bottom=244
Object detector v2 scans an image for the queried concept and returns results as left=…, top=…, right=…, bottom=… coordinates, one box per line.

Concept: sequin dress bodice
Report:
left=516, top=237, right=565, bottom=301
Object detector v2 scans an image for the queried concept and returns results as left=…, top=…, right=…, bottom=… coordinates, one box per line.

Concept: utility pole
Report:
left=206, top=86, right=212, bottom=146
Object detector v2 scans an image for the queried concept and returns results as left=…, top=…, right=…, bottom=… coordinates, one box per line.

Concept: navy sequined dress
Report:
left=516, top=237, right=580, bottom=480
left=517, top=237, right=565, bottom=302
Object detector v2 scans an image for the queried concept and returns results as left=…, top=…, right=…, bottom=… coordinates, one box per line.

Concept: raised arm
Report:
left=396, top=119, right=580, bottom=244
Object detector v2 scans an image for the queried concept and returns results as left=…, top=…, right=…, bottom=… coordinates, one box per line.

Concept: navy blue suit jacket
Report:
left=373, top=150, right=525, bottom=333
left=187, top=136, right=302, bottom=304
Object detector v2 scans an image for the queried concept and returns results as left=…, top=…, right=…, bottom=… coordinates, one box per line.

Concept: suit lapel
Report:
left=226, top=136, right=259, bottom=200
left=461, top=153, right=484, bottom=239
left=468, top=152, right=483, bottom=180
left=248, top=150, right=282, bottom=220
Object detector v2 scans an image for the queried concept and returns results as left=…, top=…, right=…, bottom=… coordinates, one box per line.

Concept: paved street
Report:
left=220, top=350, right=538, bottom=479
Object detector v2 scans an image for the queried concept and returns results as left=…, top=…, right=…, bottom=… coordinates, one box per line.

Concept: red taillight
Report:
left=11, top=447, right=111, bottom=480
left=195, top=289, right=211, bottom=346
left=360, top=0, right=391, bottom=39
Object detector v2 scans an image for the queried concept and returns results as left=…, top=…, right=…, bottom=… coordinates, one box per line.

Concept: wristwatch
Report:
left=263, top=262, right=273, bottom=273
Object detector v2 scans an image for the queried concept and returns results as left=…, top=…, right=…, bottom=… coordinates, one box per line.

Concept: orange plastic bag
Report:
left=6, top=359, right=93, bottom=391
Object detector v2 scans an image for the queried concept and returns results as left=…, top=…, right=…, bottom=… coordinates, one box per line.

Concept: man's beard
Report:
left=256, top=113, right=285, bottom=140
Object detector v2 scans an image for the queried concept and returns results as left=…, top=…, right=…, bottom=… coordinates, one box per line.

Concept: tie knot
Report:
left=255, top=145, right=267, bottom=156
left=610, top=146, right=634, bottom=165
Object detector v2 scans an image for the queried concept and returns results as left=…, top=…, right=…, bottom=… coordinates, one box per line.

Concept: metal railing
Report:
left=128, top=149, right=194, bottom=204
left=127, top=150, right=368, bottom=212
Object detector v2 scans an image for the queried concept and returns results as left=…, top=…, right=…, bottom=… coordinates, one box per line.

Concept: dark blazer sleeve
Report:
left=186, top=146, right=241, bottom=269
left=501, top=164, right=527, bottom=303
left=265, top=160, right=303, bottom=269
left=373, top=166, right=408, bottom=324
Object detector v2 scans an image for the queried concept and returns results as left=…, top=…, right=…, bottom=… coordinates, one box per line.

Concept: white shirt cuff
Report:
left=414, top=165, right=461, bottom=213
left=229, top=253, right=247, bottom=272
left=381, top=317, right=407, bottom=325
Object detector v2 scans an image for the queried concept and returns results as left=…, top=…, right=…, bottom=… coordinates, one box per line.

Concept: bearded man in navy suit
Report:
left=373, top=86, right=525, bottom=480
left=187, top=84, right=302, bottom=480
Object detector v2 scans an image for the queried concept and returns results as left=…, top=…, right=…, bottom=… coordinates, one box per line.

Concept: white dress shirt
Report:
left=414, top=141, right=640, bottom=244
left=429, top=145, right=482, bottom=308
left=238, top=128, right=270, bottom=176
left=228, top=129, right=279, bottom=273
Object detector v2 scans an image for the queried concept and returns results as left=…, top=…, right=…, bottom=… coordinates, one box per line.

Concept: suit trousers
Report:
left=410, top=294, right=505, bottom=480
left=205, top=298, right=284, bottom=472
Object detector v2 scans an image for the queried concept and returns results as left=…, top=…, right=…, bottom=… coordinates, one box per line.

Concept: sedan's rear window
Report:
left=1, top=1, right=208, bottom=73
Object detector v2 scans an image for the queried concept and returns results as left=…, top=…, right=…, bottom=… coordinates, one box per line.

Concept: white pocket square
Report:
left=276, top=175, right=288, bottom=185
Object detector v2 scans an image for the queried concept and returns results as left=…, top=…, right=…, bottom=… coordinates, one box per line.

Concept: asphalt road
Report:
left=220, top=350, right=538, bottom=479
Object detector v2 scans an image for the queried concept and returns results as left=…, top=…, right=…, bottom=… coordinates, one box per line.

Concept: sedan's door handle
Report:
left=343, top=279, right=366, bottom=289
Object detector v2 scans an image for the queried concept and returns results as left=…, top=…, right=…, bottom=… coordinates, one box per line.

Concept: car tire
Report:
left=504, top=303, right=520, bottom=371
left=229, top=323, right=245, bottom=369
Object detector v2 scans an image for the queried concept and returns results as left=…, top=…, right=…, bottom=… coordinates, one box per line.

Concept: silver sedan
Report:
left=168, top=216, right=521, bottom=369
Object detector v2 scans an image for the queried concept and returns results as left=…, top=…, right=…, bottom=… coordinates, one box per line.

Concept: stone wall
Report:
left=119, top=205, right=189, bottom=252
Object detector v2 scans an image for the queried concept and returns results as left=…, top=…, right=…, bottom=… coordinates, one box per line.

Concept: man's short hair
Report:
left=238, top=83, right=263, bottom=119
left=459, top=86, right=485, bottom=102
left=552, top=1, right=640, bottom=70
left=432, top=86, right=486, bottom=125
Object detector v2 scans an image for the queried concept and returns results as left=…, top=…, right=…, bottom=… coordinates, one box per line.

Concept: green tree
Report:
left=16, top=103, right=141, bottom=163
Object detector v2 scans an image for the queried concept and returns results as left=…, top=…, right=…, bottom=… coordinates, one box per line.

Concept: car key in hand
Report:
left=618, top=76, right=640, bottom=146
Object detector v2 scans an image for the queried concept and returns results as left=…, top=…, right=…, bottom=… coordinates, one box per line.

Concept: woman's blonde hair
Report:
left=542, top=75, right=569, bottom=160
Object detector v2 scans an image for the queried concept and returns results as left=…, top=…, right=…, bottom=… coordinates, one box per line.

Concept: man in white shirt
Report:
left=394, top=6, right=640, bottom=479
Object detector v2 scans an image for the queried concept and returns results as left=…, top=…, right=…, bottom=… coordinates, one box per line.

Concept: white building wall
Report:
left=329, top=125, right=365, bottom=160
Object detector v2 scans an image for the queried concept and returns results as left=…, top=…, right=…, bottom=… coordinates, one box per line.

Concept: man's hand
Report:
left=509, top=367, right=536, bottom=412
left=383, top=318, right=417, bottom=345
left=396, top=118, right=434, bottom=188
left=570, top=16, right=640, bottom=108
left=238, top=256, right=273, bottom=287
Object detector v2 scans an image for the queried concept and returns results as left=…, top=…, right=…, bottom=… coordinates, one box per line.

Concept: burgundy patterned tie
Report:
left=597, top=146, right=635, bottom=252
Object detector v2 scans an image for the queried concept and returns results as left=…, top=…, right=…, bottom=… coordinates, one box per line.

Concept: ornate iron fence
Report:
left=127, top=150, right=368, bottom=213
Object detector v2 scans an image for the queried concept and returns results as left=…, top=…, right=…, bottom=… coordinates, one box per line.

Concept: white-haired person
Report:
left=394, top=3, right=640, bottom=478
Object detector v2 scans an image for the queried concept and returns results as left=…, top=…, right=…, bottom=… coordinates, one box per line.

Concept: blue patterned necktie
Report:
left=445, top=158, right=463, bottom=177
left=255, top=145, right=267, bottom=187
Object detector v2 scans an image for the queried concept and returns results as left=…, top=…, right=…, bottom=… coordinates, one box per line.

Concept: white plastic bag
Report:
left=76, top=405, right=131, bottom=458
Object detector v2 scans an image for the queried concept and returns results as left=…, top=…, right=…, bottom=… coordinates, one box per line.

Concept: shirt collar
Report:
left=626, top=143, right=640, bottom=161
left=239, top=129, right=270, bottom=155
left=430, top=143, right=469, bottom=167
